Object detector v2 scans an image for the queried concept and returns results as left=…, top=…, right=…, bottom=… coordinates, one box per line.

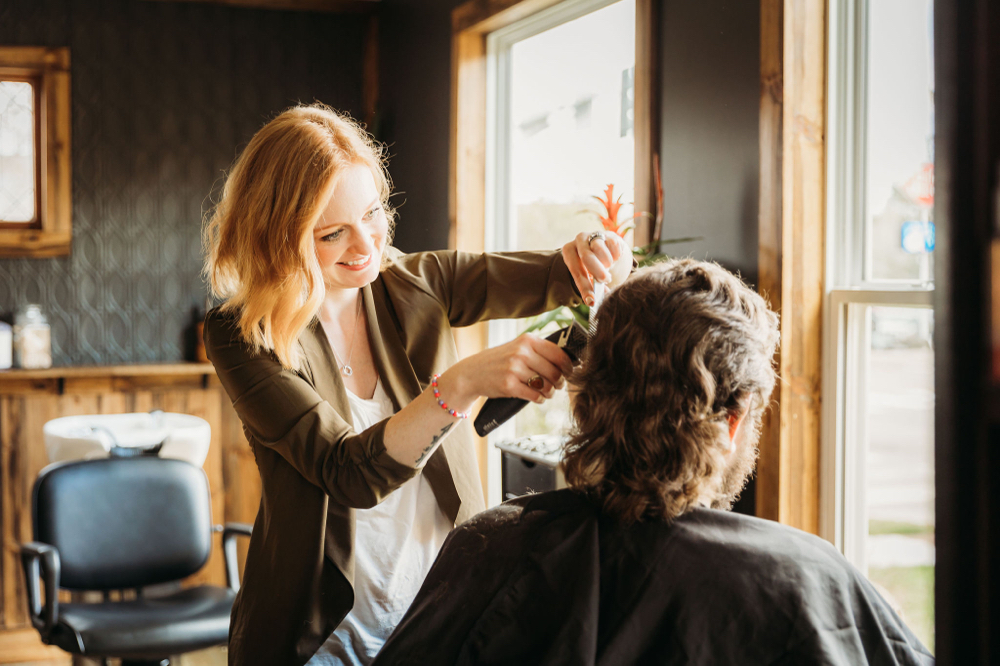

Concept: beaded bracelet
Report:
left=431, top=374, right=470, bottom=419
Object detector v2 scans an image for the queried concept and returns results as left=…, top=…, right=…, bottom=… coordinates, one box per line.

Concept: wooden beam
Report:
left=756, top=0, right=826, bottom=534
left=449, top=30, right=487, bottom=258
left=450, top=15, right=491, bottom=495
left=756, top=0, right=783, bottom=522
left=633, top=0, right=661, bottom=248
left=452, top=0, right=562, bottom=34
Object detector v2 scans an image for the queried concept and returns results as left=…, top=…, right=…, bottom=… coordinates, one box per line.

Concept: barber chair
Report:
left=20, top=454, right=252, bottom=666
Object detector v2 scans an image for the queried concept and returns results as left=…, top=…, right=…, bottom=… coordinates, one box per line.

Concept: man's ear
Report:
left=726, top=410, right=748, bottom=453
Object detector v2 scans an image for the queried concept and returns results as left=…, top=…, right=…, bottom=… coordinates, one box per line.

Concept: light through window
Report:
left=866, top=0, right=935, bottom=283
left=0, top=80, right=36, bottom=224
left=865, top=306, right=934, bottom=650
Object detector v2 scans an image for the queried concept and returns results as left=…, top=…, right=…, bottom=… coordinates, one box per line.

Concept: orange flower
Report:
left=593, top=183, right=640, bottom=237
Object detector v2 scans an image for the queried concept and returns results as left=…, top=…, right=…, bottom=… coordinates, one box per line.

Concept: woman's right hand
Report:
left=384, top=333, right=575, bottom=468
left=437, top=333, right=576, bottom=409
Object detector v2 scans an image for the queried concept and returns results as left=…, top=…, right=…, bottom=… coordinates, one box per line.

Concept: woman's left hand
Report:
left=562, top=232, right=632, bottom=307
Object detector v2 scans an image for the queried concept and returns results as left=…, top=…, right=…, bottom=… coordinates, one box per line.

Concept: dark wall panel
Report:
left=0, top=0, right=365, bottom=366
left=657, top=0, right=760, bottom=286
left=378, top=0, right=461, bottom=253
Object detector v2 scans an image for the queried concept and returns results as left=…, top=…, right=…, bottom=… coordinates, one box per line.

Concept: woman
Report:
left=202, top=103, right=629, bottom=666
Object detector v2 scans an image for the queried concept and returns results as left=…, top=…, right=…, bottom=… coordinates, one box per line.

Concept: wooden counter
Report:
left=0, top=364, right=261, bottom=664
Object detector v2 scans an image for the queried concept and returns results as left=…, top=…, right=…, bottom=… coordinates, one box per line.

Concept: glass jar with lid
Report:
left=13, top=304, right=52, bottom=369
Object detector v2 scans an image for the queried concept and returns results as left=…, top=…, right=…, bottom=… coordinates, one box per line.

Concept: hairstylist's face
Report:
left=314, top=163, right=387, bottom=292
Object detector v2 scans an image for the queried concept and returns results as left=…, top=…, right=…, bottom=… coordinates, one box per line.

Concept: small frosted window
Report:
left=0, top=80, right=36, bottom=223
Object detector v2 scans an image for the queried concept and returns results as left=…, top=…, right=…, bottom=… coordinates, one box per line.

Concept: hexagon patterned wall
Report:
left=0, top=0, right=365, bottom=365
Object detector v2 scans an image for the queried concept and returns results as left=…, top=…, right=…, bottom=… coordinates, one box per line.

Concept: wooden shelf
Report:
left=0, top=363, right=219, bottom=395
left=0, top=362, right=214, bottom=380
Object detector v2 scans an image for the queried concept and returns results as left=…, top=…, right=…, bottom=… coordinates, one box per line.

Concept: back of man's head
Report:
left=563, top=258, right=780, bottom=524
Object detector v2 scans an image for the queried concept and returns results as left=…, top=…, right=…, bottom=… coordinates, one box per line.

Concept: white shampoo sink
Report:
left=43, top=412, right=211, bottom=467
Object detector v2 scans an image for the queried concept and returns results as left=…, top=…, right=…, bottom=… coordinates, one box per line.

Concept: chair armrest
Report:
left=20, top=542, right=60, bottom=637
left=221, top=523, right=253, bottom=593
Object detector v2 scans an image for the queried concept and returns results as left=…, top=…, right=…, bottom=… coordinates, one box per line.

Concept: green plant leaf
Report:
left=523, top=308, right=564, bottom=333
left=569, top=304, right=591, bottom=329
left=658, top=235, right=703, bottom=245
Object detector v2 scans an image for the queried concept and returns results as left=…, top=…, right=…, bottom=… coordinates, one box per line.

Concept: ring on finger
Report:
left=587, top=231, right=607, bottom=247
left=525, top=375, right=545, bottom=391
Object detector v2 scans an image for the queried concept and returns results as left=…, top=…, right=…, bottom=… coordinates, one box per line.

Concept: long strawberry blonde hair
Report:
left=203, top=104, right=394, bottom=370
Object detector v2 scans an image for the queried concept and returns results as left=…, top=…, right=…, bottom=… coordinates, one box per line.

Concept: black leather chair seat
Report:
left=48, top=585, right=236, bottom=659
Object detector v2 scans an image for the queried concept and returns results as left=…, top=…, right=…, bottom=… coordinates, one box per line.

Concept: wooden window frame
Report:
left=450, top=0, right=660, bottom=497
left=0, top=47, right=71, bottom=258
left=756, top=0, right=827, bottom=533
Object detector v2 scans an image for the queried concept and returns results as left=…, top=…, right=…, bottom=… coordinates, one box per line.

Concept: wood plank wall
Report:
left=0, top=366, right=260, bottom=664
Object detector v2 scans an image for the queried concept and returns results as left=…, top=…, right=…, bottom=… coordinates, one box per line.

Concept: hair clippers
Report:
left=473, top=322, right=590, bottom=437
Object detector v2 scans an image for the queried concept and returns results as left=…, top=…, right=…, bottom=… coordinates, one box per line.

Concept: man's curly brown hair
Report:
left=562, top=258, right=780, bottom=524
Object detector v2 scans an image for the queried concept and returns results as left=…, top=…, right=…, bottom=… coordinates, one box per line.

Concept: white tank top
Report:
left=306, top=378, right=454, bottom=666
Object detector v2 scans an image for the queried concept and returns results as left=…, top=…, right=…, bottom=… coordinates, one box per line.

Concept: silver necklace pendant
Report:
left=342, top=365, right=353, bottom=377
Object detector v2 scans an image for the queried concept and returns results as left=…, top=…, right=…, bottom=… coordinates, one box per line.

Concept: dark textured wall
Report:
left=378, top=0, right=459, bottom=253
left=656, top=0, right=760, bottom=286
left=0, top=0, right=364, bottom=366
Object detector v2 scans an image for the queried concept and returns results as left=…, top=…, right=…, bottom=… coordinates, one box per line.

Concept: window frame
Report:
left=821, top=0, right=936, bottom=563
left=0, top=47, right=71, bottom=258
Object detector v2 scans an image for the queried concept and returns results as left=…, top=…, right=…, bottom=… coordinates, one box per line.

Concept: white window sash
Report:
left=821, top=289, right=933, bottom=569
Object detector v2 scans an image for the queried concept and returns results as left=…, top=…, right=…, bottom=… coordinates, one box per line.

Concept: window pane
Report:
left=0, top=80, right=36, bottom=223
left=509, top=0, right=635, bottom=253
left=866, top=0, right=935, bottom=282
left=866, top=306, right=934, bottom=651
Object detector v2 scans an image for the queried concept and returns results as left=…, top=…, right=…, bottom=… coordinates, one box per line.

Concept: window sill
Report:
left=0, top=228, right=71, bottom=257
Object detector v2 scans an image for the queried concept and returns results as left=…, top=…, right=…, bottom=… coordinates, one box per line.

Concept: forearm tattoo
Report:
left=416, top=422, right=455, bottom=465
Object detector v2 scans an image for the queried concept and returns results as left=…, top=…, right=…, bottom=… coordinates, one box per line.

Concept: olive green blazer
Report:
left=204, top=248, right=581, bottom=665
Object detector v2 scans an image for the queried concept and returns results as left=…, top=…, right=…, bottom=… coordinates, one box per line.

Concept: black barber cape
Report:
left=373, top=489, right=933, bottom=666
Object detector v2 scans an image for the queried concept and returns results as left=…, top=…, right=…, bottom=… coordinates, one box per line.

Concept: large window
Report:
left=825, top=0, right=935, bottom=650
left=483, top=0, right=636, bottom=504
